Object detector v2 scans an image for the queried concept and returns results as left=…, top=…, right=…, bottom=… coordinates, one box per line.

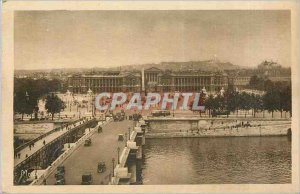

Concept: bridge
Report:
left=14, top=117, right=98, bottom=185
left=26, top=118, right=146, bottom=185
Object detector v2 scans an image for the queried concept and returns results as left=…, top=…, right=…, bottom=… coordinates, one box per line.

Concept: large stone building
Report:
left=67, top=61, right=291, bottom=94
left=256, top=61, right=291, bottom=83
left=226, top=61, right=291, bottom=89
left=67, top=71, right=141, bottom=93
left=67, top=67, right=229, bottom=94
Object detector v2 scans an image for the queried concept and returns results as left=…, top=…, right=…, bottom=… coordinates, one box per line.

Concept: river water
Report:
left=140, top=136, right=291, bottom=184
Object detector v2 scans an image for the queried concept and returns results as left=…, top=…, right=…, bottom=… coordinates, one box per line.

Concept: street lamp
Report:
left=124, top=133, right=127, bottom=147
left=66, top=90, right=71, bottom=112
left=117, top=147, right=120, bottom=164
left=112, top=158, right=115, bottom=177
left=24, top=92, right=30, bottom=120
left=128, top=127, right=131, bottom=141
left=173, top=105, right=175, bottom=117
left=25, top=91, right=29, bottom=101
left=35, top=160, right=38, bottom=179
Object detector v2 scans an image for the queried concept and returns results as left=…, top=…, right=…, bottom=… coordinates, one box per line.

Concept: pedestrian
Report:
left=43, top=178, right=47, bottom=185
left=29, top=145, right=31, bottom=150
left=26, top=154, right=28, bottom=158
left=43, top=140, right=46, bottom=145
left=100, top=126, right=103, bottom=133
left=18, top=153, right=20, bottom=159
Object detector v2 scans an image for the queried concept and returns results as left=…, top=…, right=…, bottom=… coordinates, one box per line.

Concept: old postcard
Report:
left=1, top=0, right=299, bottom=193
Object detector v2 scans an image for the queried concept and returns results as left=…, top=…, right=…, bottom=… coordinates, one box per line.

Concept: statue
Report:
left=201, top=86, right=207, bottom=95
left=220, top=87, right=225, bottom=96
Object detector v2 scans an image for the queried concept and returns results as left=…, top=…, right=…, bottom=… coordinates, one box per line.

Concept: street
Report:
left=46, top=119, right=133, bottom=185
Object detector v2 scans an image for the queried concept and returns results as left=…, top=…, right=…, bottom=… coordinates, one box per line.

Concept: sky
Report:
left=14, top=10, right=291, bottom=70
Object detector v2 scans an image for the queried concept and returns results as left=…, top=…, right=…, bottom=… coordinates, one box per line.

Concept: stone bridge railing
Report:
left=30, top=117, right=112, bottom=185
left=110, top=120, right=146, bottom=185
left=14, top=118, right=85, bottom=154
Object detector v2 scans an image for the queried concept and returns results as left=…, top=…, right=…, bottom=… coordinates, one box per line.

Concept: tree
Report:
left=215, top=94, right=226, bottom=111
left=14, top=92, right=36, bottom=120
left=203, top=94, right=215, bottom=117
left=14, top=78, right=63, bottom=119
left=45, top=93, right=66, bottom=120
left=248, top=75, right=265, bottom=90
left=282, top=86, right=292, bottom=118
left=251, top=94, right=263, bottom=118
left=239, top=92, right=252, bottom=118
left=226, top=90, right=239, bottom=116
left=263, top=89, right=280, bottom=118
left=264, top=79, right=274, bottom=91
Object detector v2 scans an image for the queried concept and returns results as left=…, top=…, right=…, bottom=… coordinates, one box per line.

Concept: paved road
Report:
left=46, top=119, right=133, bottom=185
left=14, top=119, right=93, bottom=167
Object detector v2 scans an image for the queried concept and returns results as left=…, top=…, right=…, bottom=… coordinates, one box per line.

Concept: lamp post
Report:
left=92, top=94, right=95, bottom=117
left=117, top=147, right=120, bottom=164
left=35, top=160, right=38, bottom=179
left=93, top=99, right=96, bottom=117
left=128, top=127, right=131, bottom=141
left=173, top=105, right=175, bottom=117
left=25, top=91, right=29, bottom=101
left=124, top=133, right=127, bottom=147
left=25, top=91, right=30, bottom=120
left=112, top=158, right=115, bottom=177
left=66, top=90, right=71, bottom=112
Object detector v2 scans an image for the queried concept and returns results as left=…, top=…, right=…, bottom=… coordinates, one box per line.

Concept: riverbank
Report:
left=145, top=118, right=291, bottom=138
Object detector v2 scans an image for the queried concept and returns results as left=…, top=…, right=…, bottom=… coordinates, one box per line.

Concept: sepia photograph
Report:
left=1, top=1, right=299, bottom=193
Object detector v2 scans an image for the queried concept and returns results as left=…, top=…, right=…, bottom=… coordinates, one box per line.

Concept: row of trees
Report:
left=14, top=78, right=65, bottom=120
left=202, top=81, right=291, bottom=118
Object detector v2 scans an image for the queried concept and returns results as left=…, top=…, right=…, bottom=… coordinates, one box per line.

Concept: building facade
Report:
left=67, top=71, right=142, bottom=93
left=67, top=67, right=229, bottom=94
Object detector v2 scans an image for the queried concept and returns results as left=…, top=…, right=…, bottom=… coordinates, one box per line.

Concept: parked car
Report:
left=113, top=112, right=125, bottom=121
left=81, top=173, right=92, bottom=185
left=84, top=138, right=92, bottom=146
left=97, top=162, right=106, bottom=173
left=120, top=109, right=125, bottom=117
left=55, top=174, right=65, bottom=185
left=211, top=110, right=230, bottom=117
left=57, top=165, right=65, bottom=173
left=118, top=134, right=124, bottom=141
left=55, top=165, right=65, bottom=178
left=151, top=110, right=170, bottom=117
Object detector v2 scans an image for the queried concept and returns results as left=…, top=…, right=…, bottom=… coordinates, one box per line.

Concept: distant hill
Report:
left=14, top=60, right=242, bottom=76
left=92, top=60, right=241, bottom=72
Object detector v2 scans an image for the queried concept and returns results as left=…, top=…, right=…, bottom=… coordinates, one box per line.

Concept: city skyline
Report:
left=15, top=10, right=291, bottom=70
